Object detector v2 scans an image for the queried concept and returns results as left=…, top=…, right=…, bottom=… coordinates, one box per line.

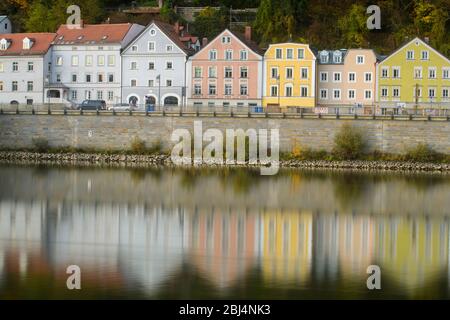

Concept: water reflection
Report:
left=0, top=165, right=449, bottom=299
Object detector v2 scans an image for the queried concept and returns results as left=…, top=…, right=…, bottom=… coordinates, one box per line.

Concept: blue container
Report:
left=146, top=104, right=155, bottom=112
left=253, top=106, right=263, bottom=113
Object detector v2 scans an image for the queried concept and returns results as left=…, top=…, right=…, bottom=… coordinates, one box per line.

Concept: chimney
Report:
left=174, top=21, right=180, bottom=35
left=202, top=37, right=208, bottom=47
left=245, top=26, right=252, bottom=41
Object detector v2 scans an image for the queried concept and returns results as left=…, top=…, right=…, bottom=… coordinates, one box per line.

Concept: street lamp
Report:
left=156, top=74, right=161, bottom=111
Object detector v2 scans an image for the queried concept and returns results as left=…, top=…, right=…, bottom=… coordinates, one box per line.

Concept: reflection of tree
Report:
left=332, top=172, right=370, bottom=210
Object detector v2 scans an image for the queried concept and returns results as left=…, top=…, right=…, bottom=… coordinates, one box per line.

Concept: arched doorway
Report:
left=145, top=96, right=156, bottom=106
left=10, top=100, right=19, bottom=105
left=164, top=96, right=178, bottom=106
left=128, top=95, right=139, bottom=106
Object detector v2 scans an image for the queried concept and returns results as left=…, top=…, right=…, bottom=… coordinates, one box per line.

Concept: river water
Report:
left=0, top=164, right=449, bottom=299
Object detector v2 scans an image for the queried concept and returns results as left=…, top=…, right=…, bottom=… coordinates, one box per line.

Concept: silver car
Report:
left=107, top=103, right=137, bottom=111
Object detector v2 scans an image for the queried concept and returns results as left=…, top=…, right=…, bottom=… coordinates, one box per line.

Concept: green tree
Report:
left=191, top=7, right=228, bottom=40
left=337, top=4, right=368, bottom=48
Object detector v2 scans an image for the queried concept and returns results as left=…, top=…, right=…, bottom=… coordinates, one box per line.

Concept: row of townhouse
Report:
left=0, top=20, right=449, bottom=111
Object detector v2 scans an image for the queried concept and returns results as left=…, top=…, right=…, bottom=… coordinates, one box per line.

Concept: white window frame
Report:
left=364, top=72, right=372, bottom=83
left=348, top=72, right=356, bottom=83
left=319, top=72, right=328, bottom=82
left=320, top=89, right=328, bottom=99
left=333, top=72, right=341, bottom=83
left=333, top=89, right=341, bottom=100
left=348, top=89, right=356, bottom=100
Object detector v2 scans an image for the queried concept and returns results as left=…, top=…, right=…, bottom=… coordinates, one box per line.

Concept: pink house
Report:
left=187, top=27, right=264, bottom=109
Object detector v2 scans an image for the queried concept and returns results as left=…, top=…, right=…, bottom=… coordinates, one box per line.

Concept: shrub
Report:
left=404, top=143, right=439, bottom=162
left=130, top=137, right=146, bottom=154
left=148, top=139, right=164, bottom=154
left=32, top=137, right=49, bottom=153
left=332, top=123, right=365, bottom=160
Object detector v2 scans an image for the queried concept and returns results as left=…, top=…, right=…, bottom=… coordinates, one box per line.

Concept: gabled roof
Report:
left=0, top=16, right=9, bottom=23
left=54, top=23, right=136, bottom=44
left=380, top=37, right=450, bottom=65
left=123, top=20, right=194, bottom=55
left=0, top=33, right=56, bottom=56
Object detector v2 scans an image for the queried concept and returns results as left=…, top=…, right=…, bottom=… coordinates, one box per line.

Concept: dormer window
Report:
left=23, top=37, right=34, bottom=50
left=333, top=51, right=342, bottom=63
left=0, top=38, right=10, bottom=51
left=320, top=51, right=328, bottom=63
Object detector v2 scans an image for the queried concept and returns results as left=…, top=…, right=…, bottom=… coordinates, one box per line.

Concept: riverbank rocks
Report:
left=0, top=151, right=449, bottom=172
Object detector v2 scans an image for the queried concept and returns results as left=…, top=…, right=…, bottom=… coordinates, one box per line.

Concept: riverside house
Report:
left=262, top=42, right=316, bottom=112
left=121, top=20, right=194, bottom=108
left=187, top=27, right=264, bottom=109
left=316, top=49, right=378, bottom=114
left=0, top=16, right=12, bottom=34
left=0, top=33, right=56, bottom=106
left=48, top=22, right=144, bottom=107
left=376, top=37, right=450, bottom=114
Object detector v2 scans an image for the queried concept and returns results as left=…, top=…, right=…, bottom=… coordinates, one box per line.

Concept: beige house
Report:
left=316, top=49, right=379, bottom=114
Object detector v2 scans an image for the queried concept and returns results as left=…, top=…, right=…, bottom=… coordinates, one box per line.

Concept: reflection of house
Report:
left=0, top=33, right=56, bottom=105
left=374, top=216, right=449, bottom=292
left=314, top=213, right=339, bottom=280
left=259, top=211, right=312, bottom=285
left=187, top=208, right=259, bottom=289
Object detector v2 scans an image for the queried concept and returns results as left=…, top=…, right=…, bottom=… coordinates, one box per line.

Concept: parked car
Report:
left=77, top=100, right=106, bottom=111
left=107, top=103, right=137, bottom=111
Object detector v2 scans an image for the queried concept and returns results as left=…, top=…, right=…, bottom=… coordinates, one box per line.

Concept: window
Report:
left=194, top=84, right=201, bottom=95
left=71, top=55, right=79, bottom=66
left=381, top=88, right=388, bottom=98
left=223, top=102, right=230, bottom=108
left=286, top=68, right=293, bottom=79
left=148, top=42, right=155, bottom=51
left=131, top=79, right=137, bottom=87
left=443, top=68, right=450, bottom=79
left=86, top=74, right=91, bottom=83
left=421, top=50, right=429, bottom=60
left=208, top=102, right=215, bottom=108
left=414, top=67, right=422, bottom=79
left=429, top=88, right=435, bottom=98
left=221, top=36, right=231, bottom=44
left=348, top=89, right=355, bottom=99
left=285, top=85, right=293, bottom=97
left=27, top=81, right=33, bottom=91
left=208, top=66, right=216, bottom=78
left=225, top=50, right=233, bottom=60
left=108, top=55, right=115, bottom=66
left=271, top=67, right=278, bottom=79
left=148, top=80, right=154, bottom=87
left=333, top=89, right=341, bottom=99
left=224, top=67, right=233, bottom=78
left=131, top=45, right=138, bottom=52
left=381, top=67, right=388, bottom=78
left=209, top=50, right=217, bottom=60
left=149, top=62, right=155, bottom=70
left=301, top=68, right=308, bottom=79
left=320, top=52, right=329, bottom=63
left=407, top=50, right=414, bottom=60
left=194, top=67, right=202, bottom=78
left=356, top=55, right=364, bottom=64
left=240, top=50, right=248, bottom=60
left=275, top=48, right=282, bottom=59
left=364, top=72, right=372, bottom=82
left=149, top=29, right=156, bottom=36
left=287, top=48, right=293, bottom=59
left=270, top=86, right=278, bottom=97
left=393, top=88, right=400, bottom=97
left=300, top=86, right=308, bottom=97
left=131, top=61, right=137, bottom=70
left=428, top=67, right=436, bottom=79
left=348, top=72, right=356, bottom=82
left=28, top=62, right=34, bottom=72
left=298, top=48, right=304, bottom=59
left=240, top=84, right=248, bottom=96
left=224, top=84, right=232, bottom=95
left=56, top=74, right=61, bottom=82
left=414, top=88, right=422, bottom=98
left=365, top=90, right=372, bottom=99
left=240, top=67, right=248, bottom=78
left=12, top=62, right=18, bottom=71
left=97, top=91, right=103, bottom=100
left=392, top=67, right=400, bottom=78
left=71, top=90, right=77, bottom=100
left=108, top=74, right=114, bottom=83
left=208, top=84, right=216, bottom=95
left=56, top=56, right=63, bottom=66
left=12, top=81, right=18, bottom=91
left=320, top=89, right=327, bottom=99
left=108, top=91, right=114, bottom=101
left=98, top=74, right=104, bottom=83
left=166, top=80, right=172, bottom=87
left=166, top=61, right=173, bottom=70
left=85, top=55, right=93, bottom=66
left=443, top=88, right=449, bottom=98
left=166, top=45, right=173, bottom=52
left=334, top=52, right=342, bottom=63
left=320, top=72, right=328, bottom=82
left=72, top=74, right=77, bottom=82
left=97, top=55, right=105, bottom=66
left=333, top=72, right=341, bottom=82
left=85, top=91, right=91, bottom=100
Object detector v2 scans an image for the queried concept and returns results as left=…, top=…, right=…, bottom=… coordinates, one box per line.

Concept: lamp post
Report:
left=157, top=74, right=161, bottom=111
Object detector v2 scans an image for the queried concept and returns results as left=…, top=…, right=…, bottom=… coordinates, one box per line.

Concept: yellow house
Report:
left=263, top=43, right=316, bottom=111
left=377, top=37, right=450, bottom=111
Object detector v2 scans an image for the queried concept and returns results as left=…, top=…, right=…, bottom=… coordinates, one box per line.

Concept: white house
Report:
left=0, top=16, right=12, bottom=34
left=0, top=33, right=56, bottom=106
left=48, top=22, right=144, bottom=106
left=121, top=20, right=194, bottom=108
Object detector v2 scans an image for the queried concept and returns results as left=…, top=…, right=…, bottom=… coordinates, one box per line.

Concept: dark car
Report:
left=77, top=100, right=106, bottom=111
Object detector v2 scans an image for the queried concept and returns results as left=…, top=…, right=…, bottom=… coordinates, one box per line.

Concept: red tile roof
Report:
left=54, top=23, right=134, bottom=44
left=0, top=33, right=56, bottom=56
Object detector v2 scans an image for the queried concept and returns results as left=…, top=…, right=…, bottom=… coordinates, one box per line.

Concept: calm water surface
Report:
left=0, top=164, right=450, bottom=299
